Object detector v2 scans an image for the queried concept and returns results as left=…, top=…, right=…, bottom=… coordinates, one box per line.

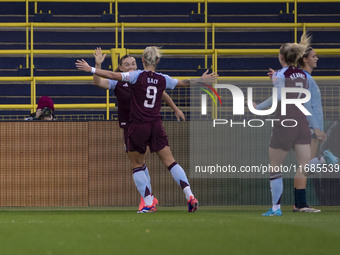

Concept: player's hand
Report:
left=202, top=69, right=218, bottom=85
left=252, top=102, right=257, bottom=109
left=202, top=69, right=219, bottom=81
left=315, top=128, right=326, bottom=141
left=267, top=68, right=276, bottom=79
left=93, top=47, right=106, bottom=65
left=75, top=59, right=92, bottom=72
left=175, top=109, right=185, bottom=122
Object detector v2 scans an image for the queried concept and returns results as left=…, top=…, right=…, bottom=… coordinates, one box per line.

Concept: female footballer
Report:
left=77, top=46, right=218, bottom=213
left=255, top=33, right=312, bottom=216
left=292, top=47, right=338, bottom=212
left=91, top=47, right=186, bottom=211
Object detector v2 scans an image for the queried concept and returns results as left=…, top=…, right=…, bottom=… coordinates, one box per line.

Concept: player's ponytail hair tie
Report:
left=143, top=46, right=162, bottom=67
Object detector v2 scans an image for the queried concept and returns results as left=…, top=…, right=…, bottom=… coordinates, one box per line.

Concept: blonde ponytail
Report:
left=279, top=33, right=312, bottom=66
left=143, top=46, right=161, bottom=67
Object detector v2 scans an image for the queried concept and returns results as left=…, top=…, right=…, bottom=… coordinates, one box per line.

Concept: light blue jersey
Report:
left=303, top=71, right=324, bottom=131
left=108, top=79, right=118, bottom=92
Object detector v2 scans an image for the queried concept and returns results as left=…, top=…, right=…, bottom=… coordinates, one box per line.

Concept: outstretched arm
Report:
left=93, top=47, right=109, bottom=89
left=254, top=97, right=273, bottom=110
left=162, top=92, right=185, bottom=121
left=176, top=79, right=191, bottom=87
left=176, top=69, right=219, bottom=87
left=76, top=59, right=123, bottom=81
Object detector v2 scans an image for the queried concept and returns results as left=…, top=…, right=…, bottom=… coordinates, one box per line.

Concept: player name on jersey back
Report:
left=289, top=72, right=306, bottom=80
left=147, top=77, right=159, bottom=84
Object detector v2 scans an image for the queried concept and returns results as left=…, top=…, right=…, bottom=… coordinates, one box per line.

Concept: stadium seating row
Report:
left=0, top=1, right=339, bottom=119
left=1, top=2, right=340, bottom=23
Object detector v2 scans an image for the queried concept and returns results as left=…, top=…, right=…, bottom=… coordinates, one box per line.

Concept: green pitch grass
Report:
left=0, top=206, right=339, bottom=255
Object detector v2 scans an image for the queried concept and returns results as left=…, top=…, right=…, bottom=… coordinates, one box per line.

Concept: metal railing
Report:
left=7, top=0, right=340, bottom=43
left=1, top=0, right=340, bottom=119
left=1, top=47, right=340, bottom=118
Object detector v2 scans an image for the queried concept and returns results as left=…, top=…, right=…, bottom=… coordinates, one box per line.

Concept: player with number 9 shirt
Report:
left=76, top=46, right=218, bottom=213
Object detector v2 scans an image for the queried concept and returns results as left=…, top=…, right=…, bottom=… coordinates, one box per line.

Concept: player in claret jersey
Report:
left=90, top=47, right=186, bottom=211
left=76, top=46, right=218, bottom=213
left=254, top=33, right=313, bottom=216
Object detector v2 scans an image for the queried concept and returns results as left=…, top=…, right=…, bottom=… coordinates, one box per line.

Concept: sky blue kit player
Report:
left=292, top=47, right=339, bottom=212
left=303, top=71, right=323, bottom=134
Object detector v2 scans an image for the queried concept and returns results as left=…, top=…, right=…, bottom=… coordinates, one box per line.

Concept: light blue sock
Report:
left=309, top=157, right=323, bottom=166
left=168, top=163, right=189, bottom=188
left=168, top=163, right=194, bottom=200
left=144, top=166, right=152, bottom=194
left=270, top=177, right=283, bottom=210
left=132, top=166, right=152, bottom=206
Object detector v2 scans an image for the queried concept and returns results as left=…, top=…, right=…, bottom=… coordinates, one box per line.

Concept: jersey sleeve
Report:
left=121, top=70, right=142, bottom=84
left=108, top=79, right=118, bottom=91
left=309, top=77, right=324, bottom=131
left=304, top=97, right=318, bottom=130
left=163, top=74, right=178, bottom=90
left=272, top=71, right=285, bottom=101
left=256, top=97, right=273, bottom=110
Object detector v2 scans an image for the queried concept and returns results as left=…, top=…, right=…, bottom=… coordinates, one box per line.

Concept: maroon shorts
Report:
left=270, top=118, right=311, bottom=151
left=123, top=127, right=129, bottom=152
left=127, top=120, right=169, bottom=154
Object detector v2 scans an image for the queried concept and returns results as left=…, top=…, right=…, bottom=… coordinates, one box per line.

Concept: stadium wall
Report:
left=1, top=120, right=339, bottom=207
left=0, top=121, right=189, bottom=207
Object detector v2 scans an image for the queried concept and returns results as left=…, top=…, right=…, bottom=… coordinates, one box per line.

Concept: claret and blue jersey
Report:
left=272, top=66, right=308, bottom=119
left=257, top=66, right=309, bottom=120
left=108, top=79, right=131, bottom=128
left=121, top=70, right=178, bottom=122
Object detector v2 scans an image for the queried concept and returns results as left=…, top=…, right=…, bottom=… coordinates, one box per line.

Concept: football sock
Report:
left=306, top=157, right=325, bottom=175
left=168, top=162, right=193, bottom=200
left=132, top=165, right=152, bottom=206
left=270, top=177, right=283, bottom=211
left=295, top=188, right=308, bottom=208
left=143, top=195, right=153, bottom=207
left=143, top=165, right=152, bottom=194
left=183, top=186, right=194, bottom=201
left=309, top=157, right=325, bottom=166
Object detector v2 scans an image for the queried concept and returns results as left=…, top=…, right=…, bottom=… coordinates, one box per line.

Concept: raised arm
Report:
left=255, top=73, right=283, bottom=110
left=76, top=59, right=123, bottom=81
left=93, top=47, right=109, bottom=90
left=162, top=92, right=185, bottom=121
